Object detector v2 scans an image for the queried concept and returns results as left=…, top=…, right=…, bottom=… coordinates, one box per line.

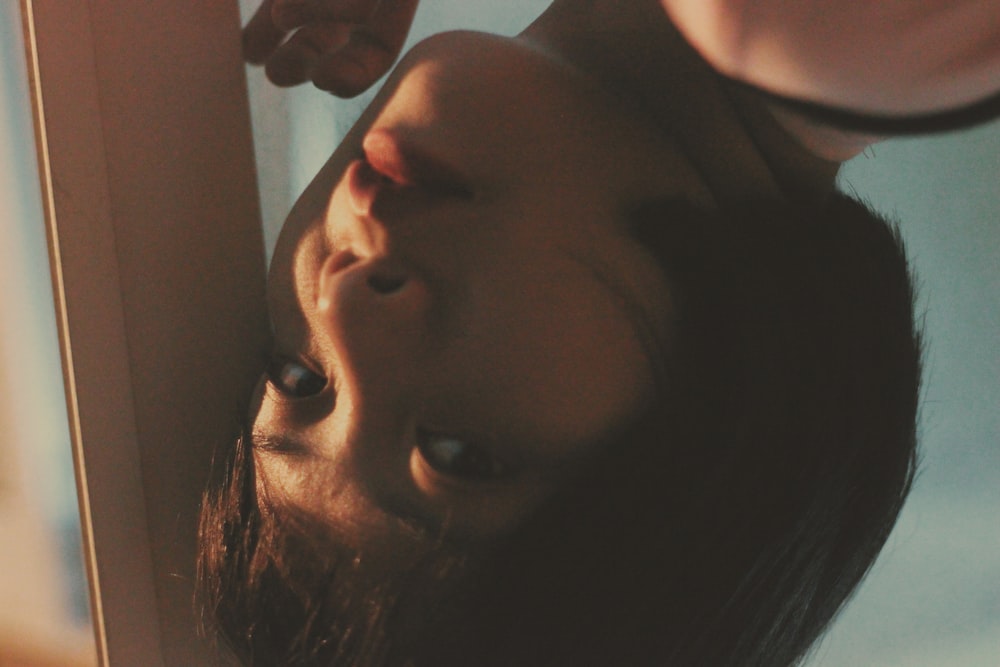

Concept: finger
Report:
left=242, top=0, right=288, bottom=64
left=309, top=32, right=387, bottom=97
left=264, top=22, right=353, bottom=87
left=309, top=0, right=420, bottom=96
left=363, top=0, right=420, bottom=60
left=290, top=0, right=382, bottom=25
left=270, top=0, right=322, bottom=31
left=242, top=0, right=376, bottom=64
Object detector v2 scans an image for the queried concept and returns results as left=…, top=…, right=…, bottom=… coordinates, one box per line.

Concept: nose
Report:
left=316, top=250, right=432, bottom=332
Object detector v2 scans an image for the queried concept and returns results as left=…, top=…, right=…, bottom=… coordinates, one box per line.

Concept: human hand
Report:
left=242, top=0, right=420, bottom=97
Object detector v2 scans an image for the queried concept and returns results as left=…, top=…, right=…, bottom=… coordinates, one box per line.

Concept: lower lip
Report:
left=362, top=129, right=472, bottom=197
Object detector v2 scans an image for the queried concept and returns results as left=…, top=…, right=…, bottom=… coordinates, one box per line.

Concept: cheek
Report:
left=407, top=449, right=557, bottom=538
left=524, top=309, right=652, bottom=440
left=468, top=269, right=656, bottom=447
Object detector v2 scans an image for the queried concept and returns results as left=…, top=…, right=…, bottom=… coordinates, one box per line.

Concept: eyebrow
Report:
left=250, top=427, right=448, bottom=542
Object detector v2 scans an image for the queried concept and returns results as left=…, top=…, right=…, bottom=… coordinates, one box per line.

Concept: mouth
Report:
left=361, top=129, right=473, bottom=198
left=335, top=129, right=466, bottom=298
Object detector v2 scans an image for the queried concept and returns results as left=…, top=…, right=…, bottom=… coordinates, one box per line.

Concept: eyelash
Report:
left=264, top=355, right=327, bottom=399
left=415, top=429, right=508, bottom=482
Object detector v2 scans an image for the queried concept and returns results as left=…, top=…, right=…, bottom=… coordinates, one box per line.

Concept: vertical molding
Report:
left=23, top=1, right=268, bottom=664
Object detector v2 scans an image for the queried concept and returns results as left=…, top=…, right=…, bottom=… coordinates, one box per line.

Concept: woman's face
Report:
left=253, top=31, right=711, bottom=553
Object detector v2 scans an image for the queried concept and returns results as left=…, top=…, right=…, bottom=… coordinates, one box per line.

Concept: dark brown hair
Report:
left=198, top=191, right=921, bottom=666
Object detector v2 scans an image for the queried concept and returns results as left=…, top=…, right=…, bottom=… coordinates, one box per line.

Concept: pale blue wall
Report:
left=811, top=124, right=1000, bottom=666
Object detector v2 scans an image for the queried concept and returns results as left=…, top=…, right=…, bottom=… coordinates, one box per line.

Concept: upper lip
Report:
left=361, top=129, right=473, bottom=198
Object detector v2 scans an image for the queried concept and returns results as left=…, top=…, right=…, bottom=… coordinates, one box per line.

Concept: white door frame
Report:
left=22, top=1, right=268, bottom=663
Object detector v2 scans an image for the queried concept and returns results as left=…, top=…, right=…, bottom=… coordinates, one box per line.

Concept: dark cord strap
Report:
left=731, top=79, right=1000, bottom=135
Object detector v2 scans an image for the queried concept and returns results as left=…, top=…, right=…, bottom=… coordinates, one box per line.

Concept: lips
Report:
left=362, top=129, right=473, bottom=197
left=338, top=128, right=466, bottom=297
left=347, top=130, right=473, bottom=216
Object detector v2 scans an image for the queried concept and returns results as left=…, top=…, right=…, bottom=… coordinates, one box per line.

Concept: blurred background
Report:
left=0, top=3, right=95, bottom=665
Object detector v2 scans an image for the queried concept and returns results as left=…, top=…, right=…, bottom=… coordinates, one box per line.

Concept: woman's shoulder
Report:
left=660, top=0, right=1000, bottom=132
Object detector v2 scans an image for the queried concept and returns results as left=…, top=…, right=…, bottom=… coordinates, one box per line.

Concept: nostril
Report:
left=367, top=273, right=407, bottom=295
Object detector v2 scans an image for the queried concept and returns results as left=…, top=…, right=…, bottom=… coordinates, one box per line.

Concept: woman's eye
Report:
left=417, top=430, right=507, bottom=481
left=265, top=356, right=327, bottom=398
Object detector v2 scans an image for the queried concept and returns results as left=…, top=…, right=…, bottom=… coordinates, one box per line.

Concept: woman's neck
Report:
left=520, top=0, right=841, bottom=205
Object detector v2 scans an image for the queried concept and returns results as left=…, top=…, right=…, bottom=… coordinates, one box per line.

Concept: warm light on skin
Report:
left=252, top=31, right=713, bottom=553
left=659, top=0, right=1000, bottom=116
